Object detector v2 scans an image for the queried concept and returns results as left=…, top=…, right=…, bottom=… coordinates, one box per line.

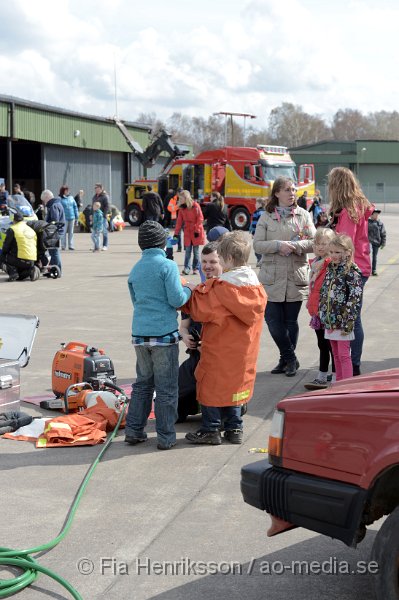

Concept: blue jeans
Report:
left=126, top=344, right=179, bottom=447
left=62, top=220, right=75, bottom=249
left=102, top=219, right=108, bottom=248
left=351, top=275, right=368, bottom=368
left=370, top=244, right=379, bottom=273
left=201, top=405, right=242, bottom=432
left=184, top=245, right=200, bottom=270
left=48, top=248, right=62, bottom=273
left=264, top=300, right=302, bottom=363
left=91, top=230, right=101, bottom=250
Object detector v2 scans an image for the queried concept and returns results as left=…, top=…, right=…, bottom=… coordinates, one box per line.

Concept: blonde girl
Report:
left=304, top=228, right=336, bottom=390
left=318, top=234, right=363, bottom=381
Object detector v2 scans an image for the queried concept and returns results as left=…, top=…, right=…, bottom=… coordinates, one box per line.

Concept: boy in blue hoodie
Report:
left=125, top=221, right=192, bottom=450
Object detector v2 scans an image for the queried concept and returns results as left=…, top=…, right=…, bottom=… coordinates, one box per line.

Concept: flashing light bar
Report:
left=257, top=145, right=287, bottom=155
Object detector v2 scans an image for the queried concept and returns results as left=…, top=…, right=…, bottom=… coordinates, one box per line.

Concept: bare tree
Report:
left=268, top=103, right=331, bottom=147
left=366, top=110, right=399, bottom=140
left=245, top=127, right=271, bottom=147
left=167, top=112, right=229, bottom=153
left=136, top=112, right=166, bottom=140
left=134, top=105, right=399, bottom=155
left=330, top=109, right=370, bottom=140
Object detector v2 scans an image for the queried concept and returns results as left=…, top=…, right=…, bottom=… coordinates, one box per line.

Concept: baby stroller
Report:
left=28, top=220, right=63, bottom=278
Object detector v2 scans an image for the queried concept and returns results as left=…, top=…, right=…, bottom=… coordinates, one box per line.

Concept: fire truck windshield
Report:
left=262, top=165, right=297, bottom=182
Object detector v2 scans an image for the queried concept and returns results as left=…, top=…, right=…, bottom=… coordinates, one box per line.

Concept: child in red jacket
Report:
left=304, top=228, right=336, bottom=390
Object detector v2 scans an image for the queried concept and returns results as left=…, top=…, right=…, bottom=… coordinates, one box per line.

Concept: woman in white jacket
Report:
left=253, top=178, right=316, bottom=376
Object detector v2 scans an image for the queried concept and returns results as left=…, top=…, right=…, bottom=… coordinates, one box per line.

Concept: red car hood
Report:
left=298, top=368, right=399, bottom=398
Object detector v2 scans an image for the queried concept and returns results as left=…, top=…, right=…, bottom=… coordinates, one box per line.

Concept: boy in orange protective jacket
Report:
left=183, top=231, right=267, bottom=445
left=167, top=191, right=182, bottom=251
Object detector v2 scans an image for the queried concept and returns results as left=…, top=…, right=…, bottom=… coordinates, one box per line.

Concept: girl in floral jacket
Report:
left=319, top=234, right=363, bottom=381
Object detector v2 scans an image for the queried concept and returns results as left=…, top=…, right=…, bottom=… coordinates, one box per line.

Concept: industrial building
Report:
left=0, top=95, right=167, bottom=209
left=290, top=140, right=399, bottom=204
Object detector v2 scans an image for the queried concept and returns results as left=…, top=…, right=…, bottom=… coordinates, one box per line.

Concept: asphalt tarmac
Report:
left=1, top=210, right=398, bottom=600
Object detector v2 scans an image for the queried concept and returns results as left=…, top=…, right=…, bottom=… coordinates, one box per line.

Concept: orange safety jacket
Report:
left=167, top=195, right=179, bottom=220
left=181, top=270, right=267, bottom=407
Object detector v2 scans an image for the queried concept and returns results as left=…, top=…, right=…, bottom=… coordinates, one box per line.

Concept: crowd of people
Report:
left=0, top=169, right=386, bottom=449
left=125, top=167, right=387, bottom=450
left=0, top=182, right=116, bottom=281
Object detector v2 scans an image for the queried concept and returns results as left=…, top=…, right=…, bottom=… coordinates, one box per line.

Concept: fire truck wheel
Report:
left=371, top=505, right=399, bottom=600
left=126, top=204, right=143, bottom=227
left=230, top=207, right=250, bottom=231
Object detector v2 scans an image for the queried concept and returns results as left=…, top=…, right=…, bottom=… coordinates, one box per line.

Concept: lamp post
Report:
left=356, top=146, right=367, bottom=179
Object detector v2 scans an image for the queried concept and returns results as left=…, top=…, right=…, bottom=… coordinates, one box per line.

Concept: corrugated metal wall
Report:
left=9, top=103, right=150, bottom=152
left=43, top=145, right=126, bottom=208
left=0, top=104, right=8, bottom=137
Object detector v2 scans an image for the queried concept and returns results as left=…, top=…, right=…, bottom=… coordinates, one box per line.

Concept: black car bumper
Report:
left=241, top=460, right=368, bottom=546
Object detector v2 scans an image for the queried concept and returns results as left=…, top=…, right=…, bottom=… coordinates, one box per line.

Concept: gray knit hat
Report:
left=138, top=221, right=167, bottom=250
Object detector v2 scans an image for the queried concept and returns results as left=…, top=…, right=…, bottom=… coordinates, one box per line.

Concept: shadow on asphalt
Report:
left=145, top=531, right=378, bottom=600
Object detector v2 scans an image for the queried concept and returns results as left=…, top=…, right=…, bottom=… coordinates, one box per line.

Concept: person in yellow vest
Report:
left=1, top=207, right=40, bottom=281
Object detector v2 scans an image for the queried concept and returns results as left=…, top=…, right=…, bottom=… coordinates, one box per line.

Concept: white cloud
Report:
left=0, top=0, right=398, bottom=130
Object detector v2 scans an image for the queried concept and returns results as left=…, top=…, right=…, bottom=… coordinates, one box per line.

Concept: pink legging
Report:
left=330, top=340, right=352, bottom=381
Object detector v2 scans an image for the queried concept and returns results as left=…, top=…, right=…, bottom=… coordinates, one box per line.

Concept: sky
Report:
left=0, top=0, right=398, bottom=130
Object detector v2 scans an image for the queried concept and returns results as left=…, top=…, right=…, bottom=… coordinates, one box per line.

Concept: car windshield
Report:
left=262, top=165, right=297, bottom=182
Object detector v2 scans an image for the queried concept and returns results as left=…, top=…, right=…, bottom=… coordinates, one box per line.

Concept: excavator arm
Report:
left=114, top=118, right=189, bottom=169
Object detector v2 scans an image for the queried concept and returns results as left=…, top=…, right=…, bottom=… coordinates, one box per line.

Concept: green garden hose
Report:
left=0, top=385, right=128, bottom=599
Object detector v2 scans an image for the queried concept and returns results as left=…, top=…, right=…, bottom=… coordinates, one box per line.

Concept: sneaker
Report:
left=182, top=267, right=190, bottom=275
left=185, top=430, right=222, bottom=445
left=327, top=374, right=334, bottom=382
left=69, top=248, right=75, bottom=251
left=372, top=271, right=378, bottom=276
left=30, top=266, right=40, bottom=281
left=304, top=379, right=328, bottom=390
left=192, top=270, right=199, bottom=275
left=8, top=273, right=18, bottom=282
left=157, top=442, right=176, bottom=450
left=125, top=435, right=147, bottom=445
left=102, top=247, right=108, bottom=251
left=224, top=429, right=243, bottom=444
